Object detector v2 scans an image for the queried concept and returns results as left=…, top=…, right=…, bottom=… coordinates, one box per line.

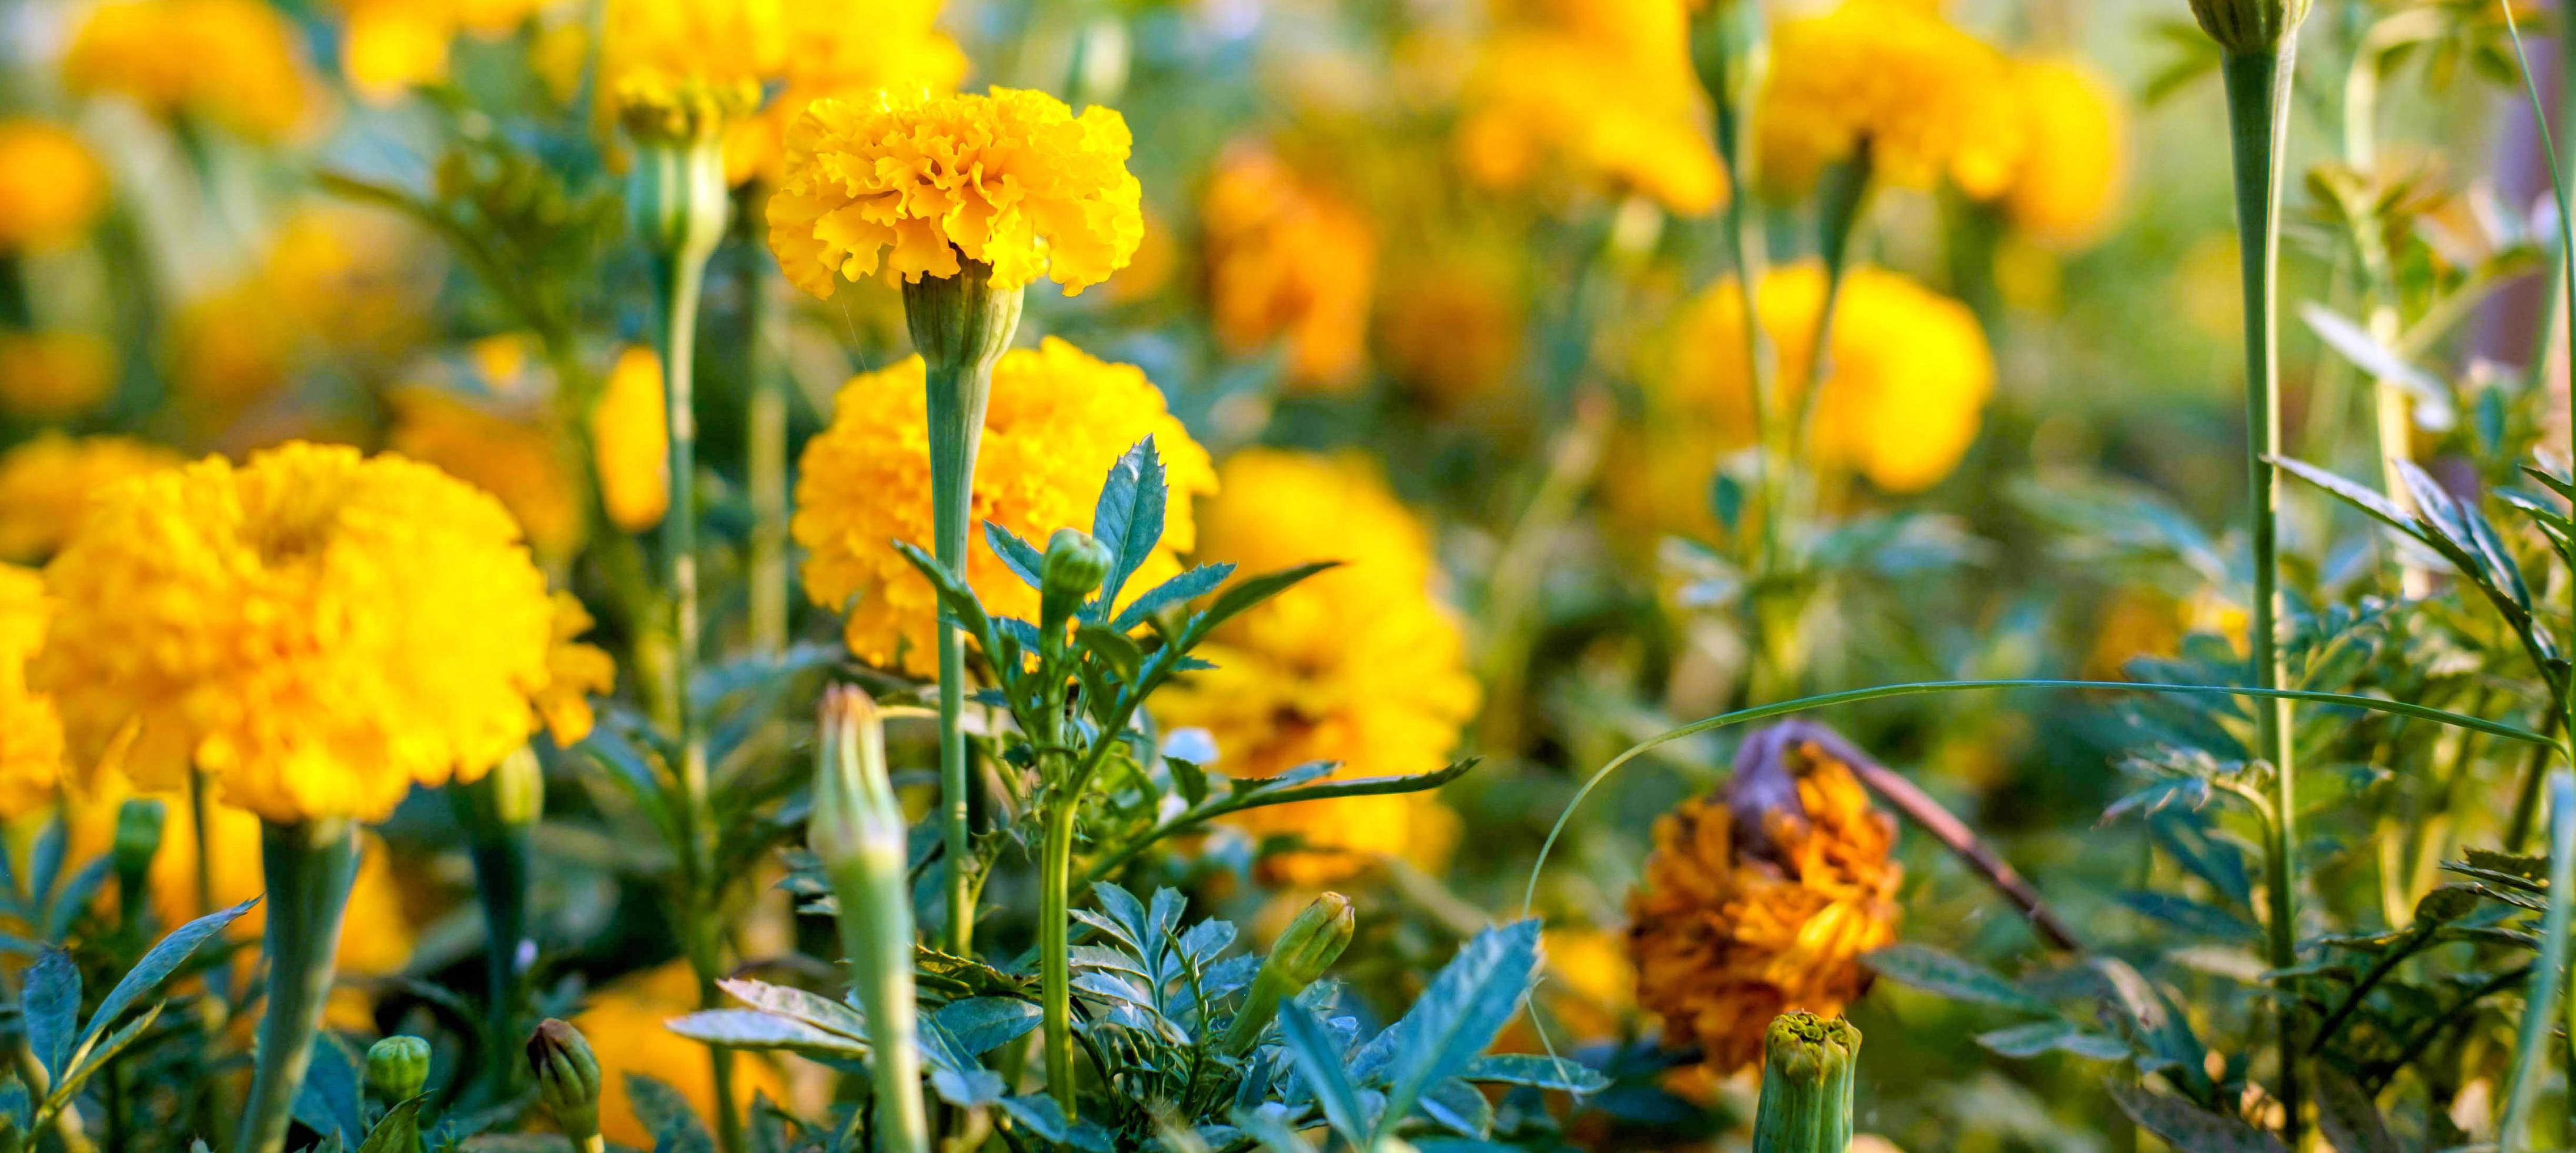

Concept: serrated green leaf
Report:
left=1863, top=945, right=2052, bottom=1014
left=2108, top=1083, right=2287, bottom=1152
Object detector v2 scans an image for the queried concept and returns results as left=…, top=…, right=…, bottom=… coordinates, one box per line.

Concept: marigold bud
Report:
left=1219, top=892, right=1355, bottom=1055
left=526, top=1018, right=603, bottom=1142
left=110, top=797, right=164, bottom=887
left=1041, top=528, right=1112, bottom=603
left=616, top=78, right=751, bottom=265
left=2187, top=0, right=2311, bottom=53
left=902, top=258, right=1027, bottom=376
left=364, top=1035, right=431, bottom=1102
left=1751, top=1012, right=1861, bottom=1153
left=486, top=744, right=546, bottom=827
left=812, top=685, right=906, bottom=877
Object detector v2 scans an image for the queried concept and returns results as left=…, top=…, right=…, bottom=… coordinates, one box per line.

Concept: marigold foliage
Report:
left=0, top=434, right=184, bottom=563
left=766, top=88, right=1144, bottom=297
left=1757, top=0, right=2024, bottom=196
left=592, top=346, right=672, bottom=533
left=0, top=121, right=108, bottom=254
left=1457, top=0, right=1726, bottom=214
left=1628, top=745, right=1902, bottom=1074
left=0, top=566, right=64, bottom=816
left=0, top=330, right=118, bottom=419
left=1148, top=449, right=1478, bottom=884
left=33, top=442, right=592, bottom=823
left=794, top=338, right=1214, bottom=673
left=62, top=0, right=319, bottom=141
left=1201, top=146, right=1377, bottom=392
left=1998, top=58, right=2128, bottom=249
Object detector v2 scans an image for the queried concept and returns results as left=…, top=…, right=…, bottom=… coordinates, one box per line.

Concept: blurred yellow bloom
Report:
left=0, top=568, right=64, bottom=817
left=597, top=0, right=782, bottom=108
left=334, top=0, right=548, bottom=104
left=1201, top=146, right=1377, bottom=392
left=1148, top=450, right=1477, bottom=885
left=62, top=0, right=320, bottom=142
left=1378, top=249, right=1525, bottom=408
left=0, top=433, right=184, bottom=562
left=731, top=1, right=968, bottom=185
left=388, top=386, right=585, bottom=564
left=34, top=442, right=571, bottom=823
left=171, top=205, right=432, bottom=408
left=537, top=592, right=613, bottom=746
left=0, top=121, right=108, bottom=254
left=0, top=331, right=118, bottom=419
left=1538, top=927, right=1635, bottom=1044
left=593, top=346, right=671, bottom=533
left=795, top=338, right=1215, bottom=673
left=1758, top=0, right=2022, bottom=196
left=767, top=88, right=1144, bottom=298
left=1628, top=728, right=1901, bottom=1073
left=574, top=962, right=791, bottom=1148
left=1997, top=58, right=2128, bottom=249
left=1654, top=261, right=1993, bottom=499
left=1458, top=0, right=1726, bottom=214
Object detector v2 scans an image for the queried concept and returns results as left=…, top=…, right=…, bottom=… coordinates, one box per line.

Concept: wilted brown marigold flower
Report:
left=1628, top=721, right=1901, bottom=1073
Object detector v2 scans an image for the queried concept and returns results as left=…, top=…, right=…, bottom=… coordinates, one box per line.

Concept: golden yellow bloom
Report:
left=0, top=121, right=108, bottom=254
left=388, top=386, right=585, bottom=564
left=597, top=0, right=782, bottom=111
left=1378, top=248, right=1525, bottom=408
left=1628, top=723, right=1901, bottom=1074
left=335, top=0, right=548, bottom=104
left=574, top=962, right=791, bottom=1148
left=1147, top=450, right=1477, bottom=885
left=1757, top=0, right=2022, bottom=196
left=171, top=205, right=432, bottom=408
left=593, top=346, right=671, bottom=533
left=34, top=442, right=568, bottom=824
left=0, top=568, right=64, bottom=817
left=0, top=331, right=118, bottom=419
left=1457, top=0, right=1725, bottom=214
left=537, top=593, right=614, bottom=747
left=767, top=88, right=1144, bottom=298
left=1997, top=58, right=2128, bottom=249
left=0, top=434, right=184, bottom=563
left=62, top=0, right=319, bottom=142
left=1651, top=261, right=1993, bottom=501
left=1201, top=146, right=1377, bottom=392
left=795, top=338, right=1215, bottom=672
left=730, top=1, right=968, bottom=185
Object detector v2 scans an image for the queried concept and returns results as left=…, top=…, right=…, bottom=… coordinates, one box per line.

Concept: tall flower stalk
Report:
left=238, top=821, right=360, bottom=1153
left=1034, top=528, right=1111, bottom=1110
left=812, top=687, right=929, bottom=1153
left=2197, top=0, right=2311, bottom=1137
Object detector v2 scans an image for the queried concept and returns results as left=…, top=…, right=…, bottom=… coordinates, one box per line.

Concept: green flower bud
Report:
left=1041, top=528, right=1112, bottom=602
left=1751, top=1012, right=1861, bottom=1153
left=527, top=1018, right=604, bottom=1144
left=616, top=78, right=753, bottom=265
left=811, top=685, right=907, bottom=878
left=1218, top=892, right=1355, bottom=1056
left=364, top=1035, right=431, bottom=1102
left=2188, top=0, right=2311, bottom=53
left=111, top=797, right=165, bottom=891
left=902, top=258, right=1026, bottom=376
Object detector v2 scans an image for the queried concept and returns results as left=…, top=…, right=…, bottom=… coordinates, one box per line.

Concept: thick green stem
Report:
left=454, top=768, right=536, bottom=1094
left=2220, top=41, right=2302, bottom=1142
left=236, top=820, right=361, bottom=1153
left=817, top=691, right=929, bottom=1153
left=925, top=360, right=993, bottom=957
left=1038, top=795, right=1079, bottom=1113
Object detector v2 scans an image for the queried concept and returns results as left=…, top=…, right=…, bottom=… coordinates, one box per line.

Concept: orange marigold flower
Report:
left=0, top=121, right=109, bottom=254
left=1757, top=0, right=2022, bottom=196
left=62, top=0, right=321, bottom=142
left=1995, top=57, right=2128, bottom=249
left=1457, top=0, right=1725, bottom=214
left=592, top=346, right=671, bottom=532
left=1201, top=145, right=1377, bottom=392
left=1628, top=721, right=1902, bottom=1073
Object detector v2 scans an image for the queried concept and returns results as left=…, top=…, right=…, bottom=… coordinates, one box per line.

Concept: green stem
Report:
left=2220, top=41, right=2302, bottom=1142
left=827, top=859, right=927, bottom=1153
left=454, top=777, right=534, bottom=1095
left=743, top=231, right=789, bottom=657
left=925, top=360, right=993, bottom=957
left=2498, top=771, right=2576, bottom=1151
left=236, top=820, right=360, bottom=1153
left=1038, top=794, right=1079, bottom=1114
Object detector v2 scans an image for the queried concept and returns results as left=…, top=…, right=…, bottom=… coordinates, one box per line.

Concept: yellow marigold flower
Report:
left=388, top=387, right=585, bottom=564
left=1147, top=450, right=1477, bottom=885
left=1651, top=261, right=1992, bottom=501
left=62, top=0, right=320, bottom=142
left=1628, top=722, right=1902, bottom=1074
left=1201, top=146, right=1377, bottom=392
left=1379, top=248, right=1525, bottom=408
left=0, top=121, right=108, bottom=254
left=766, top=88, right=1145, bottom=298
left=34, top=442, right=566, bottom=824
left=795, top=338, right=1215, bottom=672
left=335, top=0, right=547, bottom=104
left=592, top=346, right=671, bottom=533
left=1757, top=0, right=2023, bottom=196
left=729, top=0, right=968, bottom=185
left=0, top=331, right=118, bottom=419
left=0, top=434, right=184, bottom=563
left=538, top=593, right=614, bottom=746
left=171, top=205, right=432, bottom=408
left=0, top=568, right=64, bottom=816
left=1457, top=0, right=1725, bottom=214
left=597, top=0, right=783, bottom=108
left=1997, top=58, right=2128, bottom=249
left=574, top=962, right=791, bottom=1148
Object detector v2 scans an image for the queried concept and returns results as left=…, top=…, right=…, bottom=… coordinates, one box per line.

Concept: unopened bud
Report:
left=902, top=258, right=1025, bottom=375
left=2187, top=0, right=2311, bottom=53
left=527, top=1018, right=604, bottom=1142
left=616, top=78, right=752, bottom=264
left=1219, top=893, right=1355, bottom=1056
left=812, top=685, right=905, bottom=876
left=111, top=798, right=164, bottom=884
left=488, top=745, right=546, bottom=827
left=1041, top=528, right=1112, bottom=606
left=1751, top=1012, right=1861, bottom=1153
left=364, top=1035, right=431, bottom=1102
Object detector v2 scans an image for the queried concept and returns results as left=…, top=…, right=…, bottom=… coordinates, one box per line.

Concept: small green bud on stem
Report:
left=364, top=1036, right=431, bottom=1103
left=1751, top=1012, right=1861, bottom=1153
left=1040, top=528, right=1112, bottom=630
left=109, top=798, right=164, bottom=927
left=815, top=685, right=931, bottom=1153
left=528, top=1018, right=605, bottom=1153
left=1218, top=893, right=1355, bottom=1056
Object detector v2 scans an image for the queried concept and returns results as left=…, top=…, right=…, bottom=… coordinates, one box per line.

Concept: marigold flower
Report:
left=1199, top=146, right=1377, bottom=392
left=0, top=566, right=64, bottom=816
left=0, top=331, right=118, bottom=419
left=334, top=0, right=547, bottom=103
left=1996, top=59, right=2128, bottom=249
left=33, top=442, right=578, bottom=824
left=0, top=121, right=108, bottom=254
left=62, top=0, right=320, bottom=141
left=1147, top=450, right=1477, bottom=884
left=1757, top=0, right=2023, bottom=196
left=388, top=386, right=585, bottom=564
left=1457, top=0, right=1725, bottom=214
left=538, top=593, right=614, bottom=746
left=1628, top=722, right=1902, bottom=1073
left=766, top=88, right=1145, bottom=298
left=0, top=434, right=184, bottom=563
left=1379, top=248, right=1525, bottom=408
left=171, top=206, right=434, bottom=408
left=593, top=346, right=671, bottom=532
left=572, top=962, right=791, bottom=1148
left=795, top=338, right=1212, bottom=671
left=728, top=0, right=969, bottom=185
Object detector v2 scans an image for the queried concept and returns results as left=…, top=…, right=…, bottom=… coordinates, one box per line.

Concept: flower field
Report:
left=0, top=0, right=2571, bottom=1149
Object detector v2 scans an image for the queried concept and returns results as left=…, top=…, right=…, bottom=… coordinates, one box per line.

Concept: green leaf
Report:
left=1088, top=438, right=1167, bottom=615
left=1862, top=945, right=2052, bottom=1014
left=982, top=521, right=1046, bottom=591
left=2107, top=1083, right=2287, bottom=1152
left=1277, top=1009, right=1368, bottom=1145
left=356, top=1099, right=425, bottom=1153
left=22, top=950, right=75, bottom=1079
left=892, top=541, right=1002, bottom=659
left=1378, top=921, right=1542, bottom=1138
left=715, top=978, right=869, bottom=1042
left=2312, top=1065, right=2399, bottom=1153
left=1457, top=1054, right=1609, bottom=1093
left=1228, top=1105, right=1319, bottom=1153
left=2117, top=892, right=2263, bottom=942
left=79, top=898, right=256, bottom=1054
left=1074, top=624, right=1144, bottom=684
left=1183, top=562, right=1340, bottom=647
left=43, top=1003, right=157, bottom=1121
left=1418, top=1079, right=1492, bottom=1139
left=2298, top=304, right=2452, bottom=419
left=931, top=998, right=1042, bottom=1057
left=663, top=1010, right=868, bottom=1058
left=2273, top=456, right=2424, bottom=541
left=1974, top=1020, right=2130, bottom=1061
left=626, top=1074, right=716, bottom=1153
left=1111, top=564, right=1236, bottom=632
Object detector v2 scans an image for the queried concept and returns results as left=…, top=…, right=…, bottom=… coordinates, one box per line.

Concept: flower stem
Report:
left=741, top=221, right=789, bottom=657
left=1038, top=792, right=1079, bottom=1114
left=2219, top=39, right=2302, bottom=1144
left=236, top=819, right=360, bottom=1153
left=925, top=360, right=993, bottom=957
